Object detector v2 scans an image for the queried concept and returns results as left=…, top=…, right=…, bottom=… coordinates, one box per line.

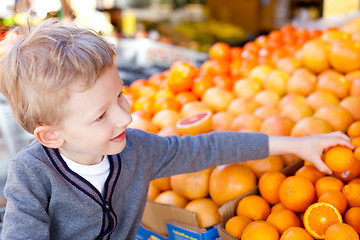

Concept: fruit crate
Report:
left=217, top=160, right=304, bottom=240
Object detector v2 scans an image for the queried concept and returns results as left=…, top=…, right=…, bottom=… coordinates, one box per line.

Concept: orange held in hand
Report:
left=323, top=146, right=355, bottom=172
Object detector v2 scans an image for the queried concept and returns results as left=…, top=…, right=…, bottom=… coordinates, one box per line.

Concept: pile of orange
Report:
left=225, top=168, right=360, bottom=239
left=126, top=17, right=360, bottom=236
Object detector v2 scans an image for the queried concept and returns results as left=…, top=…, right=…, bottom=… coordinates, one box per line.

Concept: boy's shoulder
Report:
left=12, top=139, right=51, bottom=167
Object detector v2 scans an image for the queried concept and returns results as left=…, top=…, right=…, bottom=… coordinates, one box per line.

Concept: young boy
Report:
left=0, top=18, right=353, bottom=240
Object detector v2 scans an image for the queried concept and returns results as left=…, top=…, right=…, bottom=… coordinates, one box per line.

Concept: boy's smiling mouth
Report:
left=110, top=131, right=126, bottom=142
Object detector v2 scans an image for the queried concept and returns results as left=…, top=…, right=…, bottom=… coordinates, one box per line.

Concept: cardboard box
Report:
left=136, top=224, right=168, bottom=240
left=141, top=200, right=219, bottom=239
left=217, top=160, right=305, bottom=240
left=167, top=222, right=219, bottom=240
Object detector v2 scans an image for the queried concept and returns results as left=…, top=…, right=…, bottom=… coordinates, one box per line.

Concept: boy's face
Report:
left=56, top=65, right=132, bottom=164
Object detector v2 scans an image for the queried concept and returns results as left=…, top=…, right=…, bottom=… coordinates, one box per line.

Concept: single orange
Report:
left=315, top=176, right=345, bottom=198
left=201, top=59, right=230, bottom=76
left=233, top=78, right=262, bottom=100
left=184, top=198, right=221, bottom=228
left=167, top=62, right=199, bottom=93
left=130, top=78, right=149, bottom=92
left=153, top=97, right=180, bottom=114
left=176, top=111, right=212, bottom=135
left=211, top=111, right=235, bottom=131
left=318, top=190, right=348, bottom=215
left=151, top=177, right=171, bottom=191
left=350, top=78, right=360, bottom=96
left=170, top=168, right=213, bottom=200
left=209, top=163, right=257, bottom=206
left=303, top=202, right=343, bottom=239
left=344, top=207, right=360, bottom=234
left=329, top=39, right=360, bottom=73
left=323, top=146, right=355, bottom=172
left=192, top=73, right=214, bottom=98
left=230, top=113, right=263, bottom=132
left=148, top=72, right=166, bottom=88
left=276, top=57, right=301, bottom=75
left=248, top=64, right=274, bottom=85
left=241, top=220, right=280, bottom=240
left=180, top=101, right=212, bottom=117
left=334, top=157, right=360, bottom=182
left=314, top=104, right=354, bottom=132
left=151, top=109, right=181, bottom=129
left=259, top=115, right=295, bottom=136
left=305, top=90, right=340, bottom=111
left=298, top=39, right=331, bottom=73
left=236, top=195, right=271, bottom=221
left=355, top=146, right=360, bottom=160
left=254, top=90, right=281, bottom=107
left=157, top=126, right=181, bottom=137
left=295, top=165, right=326, bottom=185
left=128, top=116, right=159, bottom=133
left=131, top=109, right=153, bottom=121
left=347, top=120, right=360, bottom=138
left=340, top=95, right=360, bottom=120
left=213, top=74, right=233, bottom=91
left=227, top=98, right=260, bottom=116
left=342, top=180, right=360, bottom=207
left=132, top=96, right=156, bottom=114
left=147, top=181, right=160, bottom=201
left=266, top=209, right=301, bottom=234
left=209, top=42, right=231, bottom=60
left=271, top=202, right=287, bottom=213
left=280, top=227, right=314, bottom=240
left=290, top=116, right=333, bottom=137
left=278, top=93, right=306, bottom=111
left=353, top=137, right=360, bottom=148
left=225, top=215, right=252, bottom=239
left=244, top=156, right=284, bottom=179
left=286, top=68, right=317, bottom=96
left=280, top=101, right=314, bottom=122
left=202, top=87, right=234, bottom=112
left=174, top=91, right=198, bottom=106
left=316, top=69, right=350, bottom=99
left=259, top=171, right=287, bottom=205
left=263, top=69, right=290, bottom=96
left=279, top=176, right=316, bottom=213
left=324, top=223, right=359, bottom=240
left=154, top=190, right=188, bottom=208
left=253, top=106, right=280, bottom=120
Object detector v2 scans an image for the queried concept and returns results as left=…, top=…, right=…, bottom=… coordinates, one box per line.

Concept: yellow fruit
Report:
left=184, top=198, right=221, bottom=228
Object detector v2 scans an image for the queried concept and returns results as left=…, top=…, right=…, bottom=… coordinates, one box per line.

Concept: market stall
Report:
left=1, top=0, right=360, bottom=239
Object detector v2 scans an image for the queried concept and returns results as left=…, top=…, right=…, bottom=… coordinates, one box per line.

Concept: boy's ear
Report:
left=33, top=125, right=64, bottom=149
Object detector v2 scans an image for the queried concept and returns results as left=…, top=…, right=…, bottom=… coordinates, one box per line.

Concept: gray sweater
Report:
left=2, top=128, right=269, bottom=240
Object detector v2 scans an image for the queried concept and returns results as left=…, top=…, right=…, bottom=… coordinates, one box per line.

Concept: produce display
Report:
left=124, top=17, right=360, bottom=239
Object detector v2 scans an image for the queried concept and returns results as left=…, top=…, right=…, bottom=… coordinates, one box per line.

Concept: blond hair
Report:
left=0, top=18, right=116, bottom=133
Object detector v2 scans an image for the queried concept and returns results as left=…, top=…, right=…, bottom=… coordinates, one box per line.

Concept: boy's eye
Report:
left=96, top=112, right=106, bottom=121
left=118, top=91, right=123, bottom=98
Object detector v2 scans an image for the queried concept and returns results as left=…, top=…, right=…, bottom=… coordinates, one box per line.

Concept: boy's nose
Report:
left=114, top=108, right=132, bottom=128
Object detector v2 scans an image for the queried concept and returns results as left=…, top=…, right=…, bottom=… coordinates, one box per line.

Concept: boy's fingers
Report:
left=312, top=158, right=332, bottom=175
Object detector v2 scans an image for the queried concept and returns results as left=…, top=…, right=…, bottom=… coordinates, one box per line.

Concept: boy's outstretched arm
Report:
left=268, top=131, right=354, bottom=175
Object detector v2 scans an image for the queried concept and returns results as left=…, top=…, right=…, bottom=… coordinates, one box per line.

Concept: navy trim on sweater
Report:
left=43, top=146, right=122, bottom=239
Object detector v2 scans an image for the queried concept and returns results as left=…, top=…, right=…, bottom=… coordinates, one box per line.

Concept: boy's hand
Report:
left=269, top=131, right=354, bottom=175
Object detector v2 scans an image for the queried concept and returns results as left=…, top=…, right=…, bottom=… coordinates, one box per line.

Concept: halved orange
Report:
left=176, top=110, right=212, bottom=135
left=303, top=202, right=343, bottom=239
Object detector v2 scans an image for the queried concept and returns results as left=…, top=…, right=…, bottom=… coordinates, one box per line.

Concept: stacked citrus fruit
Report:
left=125, top=18, right=360, bottom=236
left=225, top=166, right=360, bottom=240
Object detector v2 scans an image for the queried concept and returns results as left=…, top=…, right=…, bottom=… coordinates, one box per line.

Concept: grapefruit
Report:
left=176, top=110, right=212, bottom=135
